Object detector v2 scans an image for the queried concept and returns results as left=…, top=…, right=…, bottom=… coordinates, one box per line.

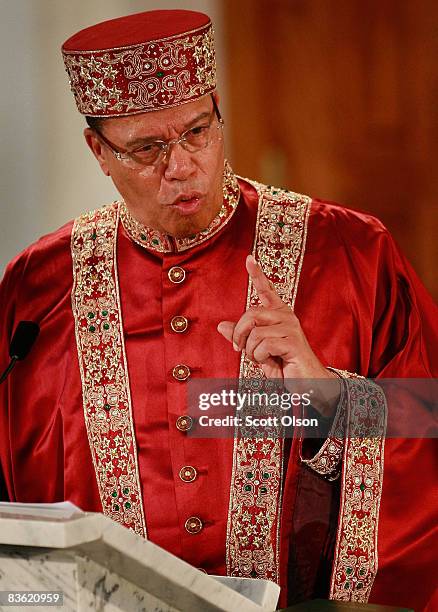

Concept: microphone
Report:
left=0, top=321, right=40, bottom=384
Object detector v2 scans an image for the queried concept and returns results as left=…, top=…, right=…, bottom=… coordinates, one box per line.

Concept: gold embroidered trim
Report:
left=226, top=181, right=311, bottom=583
left=71, top=204, right=146, bottom=537
left=300, top=375, right=347, bottom=481
left=329, top=373, right=387, bottom=602
left=120, top=160, right=240, bottom=253
left=63, top=23, right=216, bottom=116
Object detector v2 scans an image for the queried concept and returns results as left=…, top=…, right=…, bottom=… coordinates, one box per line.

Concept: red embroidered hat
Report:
left=62, top=10, right=216, bottom=117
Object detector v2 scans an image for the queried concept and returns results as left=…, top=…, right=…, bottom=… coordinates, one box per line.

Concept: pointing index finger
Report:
left=246, top=255, right=284, bottom=308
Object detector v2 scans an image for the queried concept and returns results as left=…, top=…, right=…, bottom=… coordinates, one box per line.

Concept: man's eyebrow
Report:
left=125, top=110, right=212, bottom=148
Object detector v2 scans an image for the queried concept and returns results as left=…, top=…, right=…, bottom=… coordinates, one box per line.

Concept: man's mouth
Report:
left=170, top=193, right=203, bottom=215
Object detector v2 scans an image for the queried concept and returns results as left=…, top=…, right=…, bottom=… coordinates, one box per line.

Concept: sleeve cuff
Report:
left=300, top=368, right=366, bottom=479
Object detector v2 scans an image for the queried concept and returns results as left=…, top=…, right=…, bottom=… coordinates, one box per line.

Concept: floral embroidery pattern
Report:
left=71, top=204, right=146, bottom=537
left=329, top=374, right=386, bottom=601
left=63, top=24, right=216, bottom=116
left=227, top=182, right=311, bottom=583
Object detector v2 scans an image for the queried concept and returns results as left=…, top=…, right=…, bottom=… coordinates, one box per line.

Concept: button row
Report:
left=168, top=269, right=190, bottom=375
left=167, top=266, right=201, bottom=535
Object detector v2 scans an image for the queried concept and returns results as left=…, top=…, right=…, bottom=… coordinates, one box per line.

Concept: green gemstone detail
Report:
left=246, top=472, right=254, bottom=479
left=157, top=71, right=164, bottom=77
left=344, top=582, right=350, bottom=590
left=89, top=325, right=96, bottom=333
left=140, top=233, right=147, bottom=241
left=260, top=486, right=268, bottom=494
left=371, top=399, right=377, bottom=407
left=114, top=504, right=119, bottom=511
left=102, top=310, right=108, bottom=317
left=103, top=323, right=110, bottom=330
left=360, top=398, right=365, bottom=405
left=87, top=312, right=95, bottom=319
left=263, top=472, right=270, bottom=479
left=346, top=567, right=353, bottom=575
left=152, top=238, right=159, bottom=245
left=125, top=502, right=131, bottom=509
left=359, top=568, right=366, bottom=575
left=111, top=491, right=117, bottom=498
left=360, top=483, right=366, bottom=491
left=91, top=232, right=97, bottom=240
left=104, top=404, right=111, bottom=411
left=277, top=222, right=285, bottom=228
left=244, top=485, right=252, bottom=491
left=356, top=582, right=363, bottom=589
left=123, top=487, right=129, bottom=495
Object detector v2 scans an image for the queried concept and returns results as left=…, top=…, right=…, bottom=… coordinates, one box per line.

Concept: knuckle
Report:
left=250, top=327, right=262, bottom=342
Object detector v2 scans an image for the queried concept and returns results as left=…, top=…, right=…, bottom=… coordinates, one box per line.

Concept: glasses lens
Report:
left=182, top=125, right=211, bottom=152
left=119, top=108, right=223, bottom=167
left=130, top=142, right=164, bottom=165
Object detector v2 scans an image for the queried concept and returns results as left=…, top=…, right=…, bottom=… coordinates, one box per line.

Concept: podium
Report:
left=0, top=507, right=280, bottom=611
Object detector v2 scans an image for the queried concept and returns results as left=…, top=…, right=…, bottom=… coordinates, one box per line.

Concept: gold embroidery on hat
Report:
left=63, top=24, right=216, bottom=116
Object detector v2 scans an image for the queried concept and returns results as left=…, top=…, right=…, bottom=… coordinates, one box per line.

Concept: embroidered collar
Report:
left=119, top=160, right=240, bottom=254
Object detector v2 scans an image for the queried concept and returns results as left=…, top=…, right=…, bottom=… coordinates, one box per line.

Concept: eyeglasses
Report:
left=93, top=96, right=224, bottom=168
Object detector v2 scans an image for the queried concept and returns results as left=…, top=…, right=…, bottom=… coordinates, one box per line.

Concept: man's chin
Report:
left=167, top=207, right=217, bottom=238
left=169, top=219, right=209, bottom=239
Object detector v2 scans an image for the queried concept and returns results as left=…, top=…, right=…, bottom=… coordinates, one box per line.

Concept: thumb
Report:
left=217, top=320, right=236, bottom=344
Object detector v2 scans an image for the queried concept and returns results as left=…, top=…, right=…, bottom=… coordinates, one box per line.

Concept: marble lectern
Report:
left=0, top=506, right=280, bottom=611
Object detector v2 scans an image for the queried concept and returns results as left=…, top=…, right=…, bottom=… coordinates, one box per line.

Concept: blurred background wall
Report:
left=1, top=0, right=437, bottom=299
left=224, top=0, right=438, bottom=299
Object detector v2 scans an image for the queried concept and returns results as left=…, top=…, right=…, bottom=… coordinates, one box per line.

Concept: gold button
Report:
left=176, top=415, right=193, bottom=432
left=171, top=315, right=188, bottom=333
left=179, top=465, right=197, bottom=482
left=172, top=364, right=191, bottom=381
left=185, top=516, right=203, bottom=534
left=168, top=266, right=186, bottom=284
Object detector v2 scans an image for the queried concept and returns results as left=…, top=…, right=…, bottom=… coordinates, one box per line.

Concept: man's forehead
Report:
left=103, top=96, right=213, bottom=138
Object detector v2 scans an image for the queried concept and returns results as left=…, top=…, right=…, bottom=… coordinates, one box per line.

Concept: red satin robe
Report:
left=0, top=177, right=436, bottom=610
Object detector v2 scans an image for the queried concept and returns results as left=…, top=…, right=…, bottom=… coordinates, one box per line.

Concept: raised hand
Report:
left=217, top=255, right=340, bottom=417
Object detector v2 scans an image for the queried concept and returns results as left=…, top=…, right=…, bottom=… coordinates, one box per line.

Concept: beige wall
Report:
left=0, top=0, right=226, bottom=275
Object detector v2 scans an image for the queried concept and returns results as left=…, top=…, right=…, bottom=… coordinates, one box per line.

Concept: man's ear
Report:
left=84, top=128, right=110, bottom=176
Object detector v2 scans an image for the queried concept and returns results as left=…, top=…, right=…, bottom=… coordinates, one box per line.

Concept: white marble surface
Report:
left=210, top=576, right=280, bottom=609
left=0, top=512, right=103, bottom=548
left=76, top=554, right=179, bottom=612
left=0, top=548, right=181, bottom=611
left=0, top=513, right=280, bottom=611
left=0, top=547, right=78, bottom=610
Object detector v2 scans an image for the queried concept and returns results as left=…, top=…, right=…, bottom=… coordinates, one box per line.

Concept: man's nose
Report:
left=163, top=141, right=196, bottom=181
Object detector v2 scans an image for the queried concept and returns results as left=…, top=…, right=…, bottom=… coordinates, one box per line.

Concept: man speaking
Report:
left=0, top=9, right=436, bottom=610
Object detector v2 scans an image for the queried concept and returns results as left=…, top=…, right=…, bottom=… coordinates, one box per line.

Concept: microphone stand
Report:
left=0, top=357, right=18, bottom=384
